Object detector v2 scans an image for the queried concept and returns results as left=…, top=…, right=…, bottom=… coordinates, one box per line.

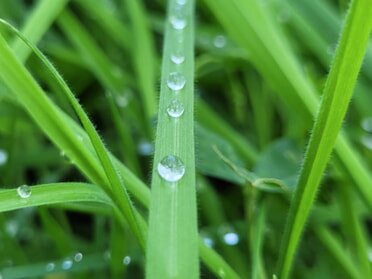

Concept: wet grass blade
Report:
left=277, top=1, right=372, bottom=277
left=146, top=0, right=199, bottom=278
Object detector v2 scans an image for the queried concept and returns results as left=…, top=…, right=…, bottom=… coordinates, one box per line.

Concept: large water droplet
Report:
left=123, top=256, right=131, bottom=266
left=167, top=72, right=186, bottom=91
left=169, top=16, right=187, bottom=30
left=62, top=258, right=73, bottom=270
left=170, top=50, right=185, bottom=64
left=0, top=150, right=8, bottom=166
left=223, top=232, right=239, bottom=246
left=17, top=185, right=31, bottom=199
left=167, top=100, right=185, bottom=118
left=45, top=262, right=55, bottom=272
left=361, top=117, right=372, bottom=132
left=74, top=252, right=83, bottom=262
left=213, top=35, right=227, bottom=48
left=157, top=155, right=185, bottom=182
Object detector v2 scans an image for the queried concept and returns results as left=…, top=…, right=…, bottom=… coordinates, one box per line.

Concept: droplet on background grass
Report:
left=62, top=258, right=73, bottom=270
left=0, top=150, right=8, bottom=165
left=17, top=185, right=31, bottom=198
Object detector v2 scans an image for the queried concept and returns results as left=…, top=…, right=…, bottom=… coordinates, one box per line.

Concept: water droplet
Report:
left=76, top=134, right=83, bottom=142
left=223, top=232, right=239, bottom=246
left=74, top=252, right=83, bottom=262
left=203, top=237, right=214, bottom=248
left=62, top=258, right=73, bottom=270
left=213, top=35, right=227, bottom=48
left=368, top=248, right=372, bottom=262
left=167, top=100, right=185, bottom=118
left=362, top=135, right=372, bottom=150
left=176, top=0, right=187, bottom=5
left=17, top=185, right=31, bottom=199
left=167, top=72, right=186, bottom=91
left=6, top=220, right=18, bottom=236
left=123, top=256, right=131, bottom=266
left=169, top=16, right=187, bottom=30
left=46, top=262, right=55, bottom=272
left=361, top=117, right=372, bottom=132
left=138, top=140, right=154, bottom=156
left=218, top=268, right=226, bottom=278
left=170, top=50, right=185, bottom=64
left=157, top=155, right=185, bottom=182
left=0, top=150, right=8, bottom=166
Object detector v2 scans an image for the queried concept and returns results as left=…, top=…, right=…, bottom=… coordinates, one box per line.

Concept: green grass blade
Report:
left=146, top=1, right=199, bottom=278
left=0, top=183, right=112, bottom=212
left=125, top=0, right=158, bottom=120
left=10, top=0, right=69, bottom=62
left=0, top=19, right=146, bottom=251
left=276, top=1, right=372, bottom=277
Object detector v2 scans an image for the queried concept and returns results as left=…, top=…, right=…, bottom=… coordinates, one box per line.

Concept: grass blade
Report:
left=276, top=1, right=372, bottom=277
left=146, top=0, right=199, bottom=278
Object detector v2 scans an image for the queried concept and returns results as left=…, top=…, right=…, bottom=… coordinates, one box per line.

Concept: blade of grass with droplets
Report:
left=276, top=1, right=372, bottom=278
left=146, top=1, right=199, bottom=278
left=0, top=183, right=112, bottom=213
left=0, top=19, right=146, bottom=251
left=202, top=0, right=372, bottom=212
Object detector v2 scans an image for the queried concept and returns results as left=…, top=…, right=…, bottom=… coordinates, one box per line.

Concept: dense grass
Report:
left=0, top=0, right=372, bottom=278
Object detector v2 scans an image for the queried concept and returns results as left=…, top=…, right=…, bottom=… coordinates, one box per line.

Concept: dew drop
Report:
left=138, top=140, right=154, bottom=156
left=167, top=72, right=186, bottom=91
left=62, top=258, right=73, bottom=270
left=176, top=0, right=187, bottom=5
left=45, top=262, right=55, bottom=272
left=170, top=51, right=185, bottom=64
left=17, top=185, right=31, bottom=199
left=0, top=150, right=8, bottom=166
left=157, top=155, right=185, bottom=182
left=218, top=268, right=226, bottom=278
left=74, top=252, right=83, bottom=262
left=123, top=256, right=131, bottom=266
left=223, top=232, right=239, bottom=246
left=361, top=117, right=372, bottom=132
left=167, top=100, right=185, bottom=118
left=169, top=16, right=187, bottom=30
left=362, top=135, right=372, bottom=150
left=76, top=134, right=83, bottom=142
left=203, top=237, right=214, bottom=248
left=213, top=35, right=227, bottom=48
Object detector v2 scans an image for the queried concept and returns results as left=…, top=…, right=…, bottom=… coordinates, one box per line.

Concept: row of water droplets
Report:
left=157, top=0, right=189, bottom=183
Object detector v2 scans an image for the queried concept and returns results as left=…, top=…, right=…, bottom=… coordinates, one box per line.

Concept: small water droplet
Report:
left=169, top=16, right=187, bottom=30
left=223, top=232, right=239, bottom=246
left=17, top=185, right=31, bottom=199
left=157, top=155, right=185, bottom=182
left=167, top=100, right=185, bottom=118
left=62, top=258, right=73, bottom=270
left=170, top=51, right=185, bottom=64
left=218, top=268, right=226, bottom=278
left=176, top=0, right=187, bottom=5
left=138, top=140, right=154, bottom=156
left=203, top=237, right=214, bottom=248
left=45, top=262, right=55, bottom=272
left=6, top=220, right=18, bottom=236
left=0, top=150, right=8, bottom=166
left=123, top=256, right=131, bottom=266
left=213, top=35, right=227, bottom=48
left=76, top=134, right=83, bottom=142
left=74, top=252, right=83, bottom=262
left=361, top=117, right=372, bottom=132
left=362, top=135, right=372, bottom=150
left=167, top=72, right=186, bottom=91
